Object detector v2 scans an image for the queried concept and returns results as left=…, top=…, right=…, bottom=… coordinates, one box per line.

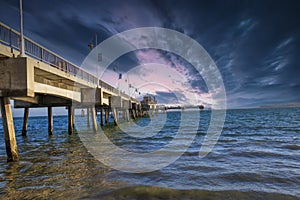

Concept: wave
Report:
left=87, top=185, right=300, bottom=200
left=282, top=144, right=300, bottom=150
left=218, top=139, right=238, bottom=143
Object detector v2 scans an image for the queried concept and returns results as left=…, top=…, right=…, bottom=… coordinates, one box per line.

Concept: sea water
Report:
left=0, top=107, right=299, bottom=199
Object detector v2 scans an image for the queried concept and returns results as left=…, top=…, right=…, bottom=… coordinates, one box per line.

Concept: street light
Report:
left=19, top=0, right=25, bottom=57
left=88, top=34, right=101, bottom=83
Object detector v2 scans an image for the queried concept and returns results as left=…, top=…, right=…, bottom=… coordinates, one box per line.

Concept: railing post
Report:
left=9, top=28, right=12, bottom=47
left=66, top=63, right=69, bottom=74
left=54, top=55, right=57, bottom=68
left=40, top=48, right=43, bottom=61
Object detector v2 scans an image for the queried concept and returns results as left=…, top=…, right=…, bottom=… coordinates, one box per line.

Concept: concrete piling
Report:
left=126, top=109, right=130, bottom=122
left=100, top=107, right=104, bottom=126
left=87, top=108, right=90, bottom=128
left=113, top=108, right=118, bottom=125
left=48, top=106, right=53, bottom=135
left=68, top=106, right=74, bottom=135
left=105, top=108, right=109, bottom=124
left=22, top=107, right=29, bottom=136
left=0, top=97, right=18, bottom=162
left=91, top=106, right=98, bottom=132
left=72, top=107, right=75, bottom=129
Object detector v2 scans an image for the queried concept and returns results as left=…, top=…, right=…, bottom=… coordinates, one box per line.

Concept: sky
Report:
left=0, top=0, right=300, bottom=115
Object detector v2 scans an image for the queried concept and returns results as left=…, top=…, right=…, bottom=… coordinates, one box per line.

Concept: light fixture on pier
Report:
left=19, top=0, right=25, bottom=57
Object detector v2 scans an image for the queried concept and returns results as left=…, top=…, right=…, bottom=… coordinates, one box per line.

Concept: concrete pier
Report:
left=0, top=21, right=141, bottom=161
left=0, top=97, right=18, bottom=162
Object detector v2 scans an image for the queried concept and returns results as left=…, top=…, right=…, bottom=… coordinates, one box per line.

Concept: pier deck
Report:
left=0, top=22, right=141, bottom=161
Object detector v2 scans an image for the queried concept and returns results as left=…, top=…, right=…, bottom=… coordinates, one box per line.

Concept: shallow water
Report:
left=0, top=107, right=299, bottom=199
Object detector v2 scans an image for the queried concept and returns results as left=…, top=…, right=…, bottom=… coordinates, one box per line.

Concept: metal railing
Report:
left=0, top=21, right=137, bottom=101
left=99, top=80, right=118, bottom=93
left=0, top=21, right=99, bottom=85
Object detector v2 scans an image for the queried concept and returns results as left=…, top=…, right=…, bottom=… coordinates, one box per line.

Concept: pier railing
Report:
left=0, top=22, right=138, bottom=101
left=0, top=22, right=120, bottom=92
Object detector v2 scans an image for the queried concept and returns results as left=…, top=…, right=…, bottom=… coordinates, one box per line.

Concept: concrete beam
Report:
left=0, top=44, right=20, bottom=60
left=34, top=82, right=81, bottom=102
left=14, top=96, right=39, bottom=104
left=14, top=95, right=72, bottom=108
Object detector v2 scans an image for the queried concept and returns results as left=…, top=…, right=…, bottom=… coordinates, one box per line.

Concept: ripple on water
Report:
left=0, top=108, right=299, bottom=199
left=87, top=185, right=300, bottom=200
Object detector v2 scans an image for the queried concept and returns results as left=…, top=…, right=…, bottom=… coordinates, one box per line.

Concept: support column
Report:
left=113, top=108, right=118, bottom=125
left=68, top=106, right=74, bottom=135
left=72, top=107, right=75, bottom=129
left=0, top=97, right=18, bottom=162
left=100, top=107, right=104, bottom=126
left=22, top=107, right=29, bottom=136
left=126, top=109, right=130, bottom=122
left=48, top=106, right=53, bottom=135
left=122, top=109, right=126, bottom=120
left=87, top=108, right=90, bottom=128
left=91, top=106, right=98, bottom=132
left=105, top=108, right=109, bottom=124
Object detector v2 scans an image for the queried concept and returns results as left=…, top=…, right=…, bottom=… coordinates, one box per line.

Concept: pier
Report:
left=0, top=22, right=142, bottom=162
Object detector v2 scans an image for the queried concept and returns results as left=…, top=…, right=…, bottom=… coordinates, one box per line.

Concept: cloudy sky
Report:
left=0, top=0, right=300, bottom=112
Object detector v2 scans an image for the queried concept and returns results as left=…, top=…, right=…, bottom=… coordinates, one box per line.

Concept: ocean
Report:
left=0, top=107, right=299, bottom=199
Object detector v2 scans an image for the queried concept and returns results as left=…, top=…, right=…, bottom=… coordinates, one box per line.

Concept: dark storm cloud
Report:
left=159, top=0, right=300, bottom=107
left=1, top=0, right=299, bottom=108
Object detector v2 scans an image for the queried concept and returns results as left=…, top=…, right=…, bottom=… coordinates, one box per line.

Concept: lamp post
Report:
left=88, top=34, right=99, bottom=82
left=19, top=0, right=25, bottom=57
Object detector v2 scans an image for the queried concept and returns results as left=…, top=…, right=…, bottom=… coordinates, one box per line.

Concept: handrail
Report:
left=0, top=21, right=97, bottom=85
left=0, top=21, right=139, bottom=102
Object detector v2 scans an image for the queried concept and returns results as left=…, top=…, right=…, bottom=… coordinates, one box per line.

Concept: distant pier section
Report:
left=140, top=95, right=204, bottom=115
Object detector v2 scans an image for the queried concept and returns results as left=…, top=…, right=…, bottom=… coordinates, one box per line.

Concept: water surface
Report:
left=0, top=108, right=299, bottom=199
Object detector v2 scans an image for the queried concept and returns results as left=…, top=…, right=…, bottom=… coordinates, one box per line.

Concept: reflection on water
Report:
left=0, top=108, right=299, bottom=199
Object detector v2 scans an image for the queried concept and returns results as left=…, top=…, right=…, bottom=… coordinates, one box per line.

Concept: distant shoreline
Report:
left=260, top=102, right=300, bottom=109
left=1, top=105, right=299, bottom=118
